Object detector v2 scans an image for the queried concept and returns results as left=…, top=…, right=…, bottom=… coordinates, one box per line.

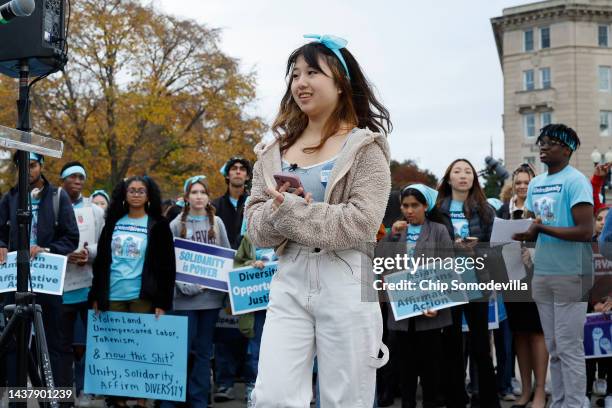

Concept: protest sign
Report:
left=84, top=311, right=188, bottom=401
left=386, top=267, right=468, bottom=321
left=585, top=312, right=612, bottom=359
left=228, top=262, right=277, bottom=315
left=0, top=252, right=67, bottom=295
left=174, top=238, right=236, bottom=292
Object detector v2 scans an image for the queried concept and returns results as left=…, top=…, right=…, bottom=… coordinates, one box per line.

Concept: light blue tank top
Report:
left=281, top=157, right=336, bottom=203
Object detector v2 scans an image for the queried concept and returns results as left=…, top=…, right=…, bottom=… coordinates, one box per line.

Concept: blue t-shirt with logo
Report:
left=450, top=200, right=470, bottom=239
left=525, top=165, right=593, bottom=275
left=281, top=158, right=336, bottom=203
left=30, top=196, right=40, bottom=246
left=406, top=224, right=421, bottom=258
left=109, top=215, right=149, bottom=301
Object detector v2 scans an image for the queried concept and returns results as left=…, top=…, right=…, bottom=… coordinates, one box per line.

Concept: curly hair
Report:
left=107, top=175, right=163, bottom=226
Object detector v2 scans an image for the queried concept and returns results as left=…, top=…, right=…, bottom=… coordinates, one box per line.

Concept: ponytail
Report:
left=206, top=203, right=217, bottom=242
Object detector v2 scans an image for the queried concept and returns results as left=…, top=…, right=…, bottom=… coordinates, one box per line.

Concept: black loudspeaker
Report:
left=0, top=0, right=66, bottom=78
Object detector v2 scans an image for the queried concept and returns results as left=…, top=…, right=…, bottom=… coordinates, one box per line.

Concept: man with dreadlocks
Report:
left=514, top=124, right=593, bottom=408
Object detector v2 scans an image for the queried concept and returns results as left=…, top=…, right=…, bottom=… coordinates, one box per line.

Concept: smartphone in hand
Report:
left=273, top=173, right=306, bottom=197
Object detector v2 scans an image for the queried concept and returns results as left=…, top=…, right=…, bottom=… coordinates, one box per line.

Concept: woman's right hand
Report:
left=92, top=301, right=99, bottom=315
left=267, top=182, right=312, bottom=209
left=391, top=221, right=407, bottom=235
left=251, top=260, right=265, bottom=269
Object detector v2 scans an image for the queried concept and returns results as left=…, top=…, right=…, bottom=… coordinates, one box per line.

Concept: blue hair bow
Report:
left=303, top=34, right=351, bottom=79
left=183, top=175, right=207, bottom=193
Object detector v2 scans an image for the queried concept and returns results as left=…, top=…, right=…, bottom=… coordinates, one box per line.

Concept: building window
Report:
left=601, top=111, right=611, bottom=136
left=600, top=66, right=611, bottom=91
left=600, top=25, right=609, bottom=47
left=541, top=111, right=552, bottom=127
left=523, top=70, right=535, bottom=91
left=540, top=68, right=551, bottom=89
left=523, top=156, right=536, bottom=167
left=524, top=113, right=536, bottom=138
left=540, top=27, right=550, bottom=49
left=524, top=29, right=534, bottom=51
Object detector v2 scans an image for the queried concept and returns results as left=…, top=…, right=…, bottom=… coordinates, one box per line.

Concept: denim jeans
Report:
left=245, top=310, right=266, bottom=384
left=494, top=318, right=514, bottom=394
left=161, top=308, right=220, bottom=407
left=215, top=330, right=251, bottom=387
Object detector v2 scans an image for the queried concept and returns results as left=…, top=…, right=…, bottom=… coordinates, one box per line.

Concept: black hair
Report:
left=224, top=157, right=252, bottom=178
left=60, top=161, right=86, bottom=177
left=107, top=175, right=163, bottom=226
left=400, top=187, right=445, bottom=225
left=537, top=123, right=581, bottom=155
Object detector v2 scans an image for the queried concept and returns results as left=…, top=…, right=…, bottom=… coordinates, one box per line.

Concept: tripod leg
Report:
left=33, top=306, right=59, bottom=408
left=0, top=310, right=23, bottom=357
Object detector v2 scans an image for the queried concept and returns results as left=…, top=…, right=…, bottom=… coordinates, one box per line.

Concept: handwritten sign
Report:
left=174, top=238, right=236, bottom=292
left=0, top=252, right=67, bottom=295
left=386, top=267, right=468, bottom=321
left=84, top=311, right=188, bottom=401
left=228, top=263, right=277, bottom=315
left=585, top=312, right=612, bottom=359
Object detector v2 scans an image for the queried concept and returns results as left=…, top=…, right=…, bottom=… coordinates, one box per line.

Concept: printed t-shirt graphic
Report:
left=525, top=165, right=593, bottom=276
left=406, top=224, right=421, bottom=258
left=110, top=215, right=149, bottom=300
left=450, top=200, right=469, bottom=239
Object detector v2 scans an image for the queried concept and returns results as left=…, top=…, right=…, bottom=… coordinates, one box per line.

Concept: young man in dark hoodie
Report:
left=0, top=152, right=79, bottom=397
left=212, top=156, right=252, bottom=250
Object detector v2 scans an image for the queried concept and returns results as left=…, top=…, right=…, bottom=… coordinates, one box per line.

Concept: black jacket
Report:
left=378, top=219, right=454, bottom=331
left=212, top=191, right=248, bottom=250
left=0, top=175, right=79, bottom=254
left=89, top=215, right=176, bottom=311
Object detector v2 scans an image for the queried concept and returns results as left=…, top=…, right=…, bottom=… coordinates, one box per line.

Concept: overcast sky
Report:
left=156, top=0, right=528, bottom=178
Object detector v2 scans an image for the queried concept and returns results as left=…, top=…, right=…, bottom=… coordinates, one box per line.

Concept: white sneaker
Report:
left=604, top=395, right=612, bottom=408
left=511, top=378, right=522, bottom=396
left=595, top=379, right=608, bottom=396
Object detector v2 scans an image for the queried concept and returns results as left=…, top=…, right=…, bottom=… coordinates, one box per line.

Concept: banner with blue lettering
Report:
left=228, top=263, right=277, bottom=315
left=174, top=238, right=236, bottom=292
left=386, top=267, right=468, bottom=321
left=84, top=311, right=188, bottom=401
left=0, top=252, right=67, bottom=295
left=585, top=312, right=612, bottom=359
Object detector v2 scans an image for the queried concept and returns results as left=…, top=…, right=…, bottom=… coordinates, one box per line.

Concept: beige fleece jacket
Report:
left=246, top=127, right=391, bottom=256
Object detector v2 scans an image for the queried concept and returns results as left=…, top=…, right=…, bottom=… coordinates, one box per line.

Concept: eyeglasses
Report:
left=536, top=139, right=565, bottom=148
left=127, top=188, right=147, bottom=196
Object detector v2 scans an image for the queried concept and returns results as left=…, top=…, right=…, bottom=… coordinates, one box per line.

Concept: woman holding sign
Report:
left=384, top=184, right=453, bottom=408
left=435, top=159, right=501, bottom=408
left=164, top=175, right=230, bottom=408
left=246, top=34, right=391, bottom=407
left=90, top=175, right=176, bottom=407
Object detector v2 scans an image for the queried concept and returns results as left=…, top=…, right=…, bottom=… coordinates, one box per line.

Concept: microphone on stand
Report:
left=0, top=0, right=35, bottom=24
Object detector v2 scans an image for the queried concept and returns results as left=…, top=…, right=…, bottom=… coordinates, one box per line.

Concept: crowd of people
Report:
left=0, top=34, right=608, bottom=408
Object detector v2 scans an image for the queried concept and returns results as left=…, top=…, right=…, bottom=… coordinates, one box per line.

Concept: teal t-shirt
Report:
left=109, top=215, right=149, bottom=301
left=63, top=197, right=89, bottom=305
left=525, top=165, right=593, bottom=275
left=450, top=200, right=469, bottom=239
left=229, top=197, right=238, bottom=209
left=406, top=224, right=422, bottom=258
left=30, top=196, right=40, bottom=246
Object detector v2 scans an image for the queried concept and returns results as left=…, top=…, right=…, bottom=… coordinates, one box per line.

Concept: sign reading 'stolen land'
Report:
left=84, top=311, right=188, bottom=401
